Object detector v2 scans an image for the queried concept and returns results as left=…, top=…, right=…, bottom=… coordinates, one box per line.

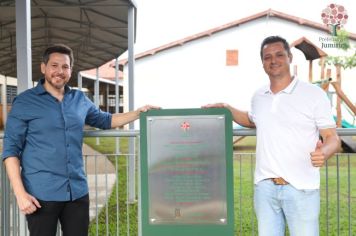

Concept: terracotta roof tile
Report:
left=119, top=9, right=356, bottom=65
left=82, top=60, right=123, bottom=80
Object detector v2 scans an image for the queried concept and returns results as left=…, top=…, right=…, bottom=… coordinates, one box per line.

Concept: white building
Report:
left=120, top=9, right=356, bottom=126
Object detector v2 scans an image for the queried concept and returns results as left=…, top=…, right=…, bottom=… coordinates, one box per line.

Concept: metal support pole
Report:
left=95, top=68, right=100, bottom=107
left=1, top=76, right=7, bottom=127
left=78, top=73, right=82, bottom=91
left=15, top=0, right=32, bottom=235
left=127, top=5, right=136, bottom=203
left=115, top=58, right=121, bottom=154
left=106, top=84, right=109, bottom=112
left=95, top=68, right=100, bottom=145
left=16, top=0, right=32, bottom=93
left=1, top=163, right=10, bottom=236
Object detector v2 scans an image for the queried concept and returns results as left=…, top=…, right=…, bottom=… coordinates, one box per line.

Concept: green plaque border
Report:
left=139, top=108, right=234, bottom=236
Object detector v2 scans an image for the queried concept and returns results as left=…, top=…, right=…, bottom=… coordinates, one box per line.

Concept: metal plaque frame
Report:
left=139, top=108, right=234, bottom=236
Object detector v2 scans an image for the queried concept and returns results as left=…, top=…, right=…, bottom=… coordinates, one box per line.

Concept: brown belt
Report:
left=270, top=177, right=289, bottom=185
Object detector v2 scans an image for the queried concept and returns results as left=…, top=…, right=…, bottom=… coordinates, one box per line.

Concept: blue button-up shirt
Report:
left=2, top=79, right=112, bottom=201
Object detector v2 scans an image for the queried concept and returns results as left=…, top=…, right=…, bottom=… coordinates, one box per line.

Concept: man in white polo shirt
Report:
left=203, top=35, right=340, bottom=236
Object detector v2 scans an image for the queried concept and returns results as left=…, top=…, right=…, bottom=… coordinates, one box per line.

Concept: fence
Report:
left=1, top=129, right=356, bottom=235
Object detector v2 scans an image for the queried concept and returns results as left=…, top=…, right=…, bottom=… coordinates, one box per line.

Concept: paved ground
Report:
left=82, top=143, right=116, bottom=220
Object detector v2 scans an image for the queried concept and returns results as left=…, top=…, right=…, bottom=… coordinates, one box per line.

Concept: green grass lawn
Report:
left=85, top=137, right=138, bottom=235
left=85, top=136, right=356, bottom=235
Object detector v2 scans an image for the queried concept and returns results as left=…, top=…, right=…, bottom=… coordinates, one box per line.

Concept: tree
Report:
left=325, top=30, right=356, bottom=69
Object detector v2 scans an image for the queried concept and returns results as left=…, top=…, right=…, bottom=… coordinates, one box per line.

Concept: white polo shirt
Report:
left=249, top=78, right=336, bottom=189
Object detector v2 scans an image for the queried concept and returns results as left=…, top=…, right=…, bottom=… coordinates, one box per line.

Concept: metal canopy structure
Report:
left=0, top=0, right=136, bottom=86
left=1, top=1, right=137, bottom=235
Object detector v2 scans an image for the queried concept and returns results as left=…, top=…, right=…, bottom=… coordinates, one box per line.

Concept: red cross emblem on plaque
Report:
left=180, top=121, right=190, bottom=131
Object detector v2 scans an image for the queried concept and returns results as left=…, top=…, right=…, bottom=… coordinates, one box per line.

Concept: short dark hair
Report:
left=260, top=36, right=291, bottom=60
left=42, top=44, right=74, bottom=68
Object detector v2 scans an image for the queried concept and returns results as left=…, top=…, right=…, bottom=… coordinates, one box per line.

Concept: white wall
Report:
left=0, top=75, right=18, bottom=87
left=124, top=17, right=356, bottom=127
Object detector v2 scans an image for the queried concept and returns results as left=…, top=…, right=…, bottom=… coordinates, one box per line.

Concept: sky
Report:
left=133, top=0, right=355, bottom=53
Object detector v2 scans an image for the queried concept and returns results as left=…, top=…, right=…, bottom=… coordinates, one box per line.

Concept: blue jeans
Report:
left=254, top=179, right=320, bottom=236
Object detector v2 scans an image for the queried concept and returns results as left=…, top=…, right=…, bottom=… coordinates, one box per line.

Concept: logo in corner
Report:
left=321, top=3, right=348, bottom=36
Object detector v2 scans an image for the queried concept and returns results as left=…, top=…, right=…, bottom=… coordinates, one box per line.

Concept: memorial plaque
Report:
left=140, top=108, right=234, bottom=236
left=147, top=115, right=227, bottom=224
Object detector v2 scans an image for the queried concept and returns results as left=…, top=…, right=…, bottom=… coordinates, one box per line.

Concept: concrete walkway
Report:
left=82, top=143, right=116, bottom=220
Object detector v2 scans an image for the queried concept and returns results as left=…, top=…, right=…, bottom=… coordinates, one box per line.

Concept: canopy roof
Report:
left=290, top=37, right=327, bottom=60
left=0, top=0, right=136, bottom=84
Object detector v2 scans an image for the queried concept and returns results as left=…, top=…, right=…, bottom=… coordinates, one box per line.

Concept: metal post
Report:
left=78, top=73, right=82, bottom=91
left=137, top=135, right=142, bottom=236
left=106, top=84, right=109, bottom=112
left=115, top=58, right=120, bottom=154
left=127, top=4, right=136, bottom=203
left=1, top=76, right=7, bottom=127
left=16, top=0, right=32, bottom=93
left=95, top=68, right=100, bottom=108
left=1, top=163, right=10, bottom=236
left=95, top=68, right=100, bottom=145
left=15, top=0, right=32, bottom=235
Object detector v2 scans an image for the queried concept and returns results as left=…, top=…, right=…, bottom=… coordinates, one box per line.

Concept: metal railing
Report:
left=1, top=128, right=356, bottom=236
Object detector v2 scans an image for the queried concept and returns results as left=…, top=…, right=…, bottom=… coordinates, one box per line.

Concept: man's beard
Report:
left=46, top=76, right=67, bottom=89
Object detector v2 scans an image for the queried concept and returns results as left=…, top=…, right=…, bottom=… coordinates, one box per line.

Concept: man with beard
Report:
left=2, top=44, right=159, bottom=236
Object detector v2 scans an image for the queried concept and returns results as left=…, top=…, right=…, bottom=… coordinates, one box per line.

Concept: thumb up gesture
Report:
left=310, top=140, right=326, bottom=167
